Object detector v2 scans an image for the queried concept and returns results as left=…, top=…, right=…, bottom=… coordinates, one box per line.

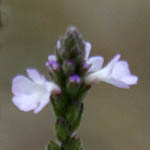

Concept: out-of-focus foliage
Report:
left=0, top=0, right=2, bottom=28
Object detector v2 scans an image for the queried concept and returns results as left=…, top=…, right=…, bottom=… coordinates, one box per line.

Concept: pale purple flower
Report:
left=46, top=55, right=59, bottom=71
left=86, top=54, right=138, bottom=89
left=84, top=42, right=104, bottom=73
left=12, top=68, right=60, bottom=113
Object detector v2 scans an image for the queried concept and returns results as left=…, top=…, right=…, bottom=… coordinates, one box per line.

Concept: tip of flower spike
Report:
left=67, top=26, right=78, bottom=33
left=65, top=26, right=81, bottom=39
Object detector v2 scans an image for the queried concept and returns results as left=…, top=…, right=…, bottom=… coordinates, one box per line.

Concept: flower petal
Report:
left=120, top=75, right=138, bottom=85
left=85, top=70, right=130, bottom=88
left=26, top=68, right=46, bottom=84
left=12, top=75, right=34, bottom=96
left=84, top=42, right=92, bottom=60
left=112, top=61, right=130, bottom=78
left=12, top=94, right=40, bottom=112
left=33, top=93, right=50, bottom=114
left=112, top=61, right=138, bottom=85
left=105, top=54, right=121, bottom=73
left=45, top=81, right=60, bottom=93
left=87, top=56, right=104, bottom=72
left=106, top=78, right=130, bottom=89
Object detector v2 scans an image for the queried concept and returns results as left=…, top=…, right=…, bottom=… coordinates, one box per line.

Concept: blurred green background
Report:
left=0, top=0, right=149, bottom=150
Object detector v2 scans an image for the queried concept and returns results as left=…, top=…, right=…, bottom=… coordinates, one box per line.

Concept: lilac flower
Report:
left=46, top=55, right=59, bottom=71
left=12, top=69, right=60, bottom=113
left=84, top=42, right=104, bottom=73
left=86, top=54, right=138, bottom=89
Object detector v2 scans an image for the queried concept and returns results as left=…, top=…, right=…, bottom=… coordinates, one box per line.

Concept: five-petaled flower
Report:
left=85, top=42, right=138, bottom=88
left=12, top=69, right=60, bottom=113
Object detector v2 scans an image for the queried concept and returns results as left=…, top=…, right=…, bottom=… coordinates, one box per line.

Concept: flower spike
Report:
left=11, top=26, right=138, bottom=150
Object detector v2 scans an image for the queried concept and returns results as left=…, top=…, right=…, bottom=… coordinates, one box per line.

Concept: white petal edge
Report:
left=105, top=54, right=121, bottom=73
left=12, top=75, right=34, bottom=96
left=85, top=71, right=130, bottom=89
left=106, top=78, right=130, bottom=89
left=120, top=75, right=138, bottom=85
left=26, top=68, right=46, bottom=84
left=111, top=61, right=130, bottom=78
left=12, top=94, right=40, bottom=112
left=111, top=61, right=138, bottom=85
left=84, top=42, right=92, bottom=60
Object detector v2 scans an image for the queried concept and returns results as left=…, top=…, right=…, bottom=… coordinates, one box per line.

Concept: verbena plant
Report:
left=11, top=26, right=138, bottom=150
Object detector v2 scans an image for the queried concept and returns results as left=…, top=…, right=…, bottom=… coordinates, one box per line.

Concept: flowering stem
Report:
left=11, top=25, right=138, bottom=150
left=46, top=26, right=90, bottom=150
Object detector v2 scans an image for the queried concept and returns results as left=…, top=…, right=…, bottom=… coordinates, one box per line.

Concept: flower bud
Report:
left=61, top=26, right=85, bottom=61
left=67, top=75, right=81, bottom=96
left=63, top=60, right=74, bottom=75
left=46, top=60, right=60, bottom=72
left=69, top=75, right=81, bottom=84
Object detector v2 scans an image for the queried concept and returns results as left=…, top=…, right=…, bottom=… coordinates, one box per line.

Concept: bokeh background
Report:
left=0, top=0, right=149, bottom=150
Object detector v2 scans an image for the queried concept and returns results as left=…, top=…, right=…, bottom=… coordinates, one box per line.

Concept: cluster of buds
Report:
left=11, top=26, right=138, bottom=150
